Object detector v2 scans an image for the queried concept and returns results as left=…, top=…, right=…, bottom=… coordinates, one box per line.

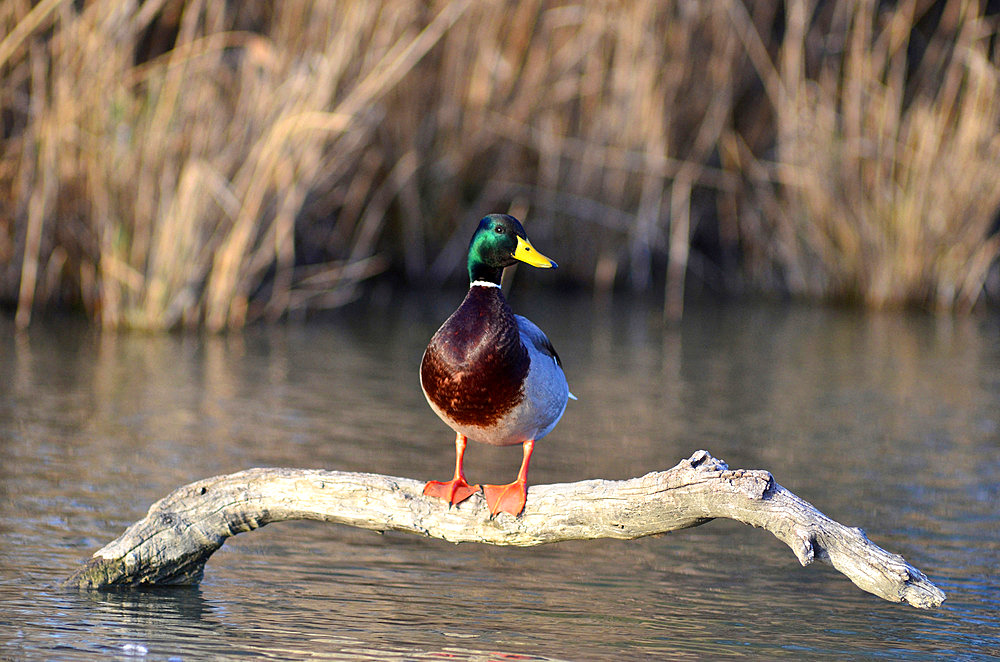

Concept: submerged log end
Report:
left=67, top=557, right=131, bottom=591
left=65, top=476, right=240, bottom=589
left=68, top=552, right=208, bottom=590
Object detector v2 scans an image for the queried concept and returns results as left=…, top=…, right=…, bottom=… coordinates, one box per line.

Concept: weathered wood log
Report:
left=66, top=450, right=945, bottom=609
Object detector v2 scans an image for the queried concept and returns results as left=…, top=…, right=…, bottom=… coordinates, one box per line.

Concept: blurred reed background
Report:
left=1, top=0, right=998, bottom=330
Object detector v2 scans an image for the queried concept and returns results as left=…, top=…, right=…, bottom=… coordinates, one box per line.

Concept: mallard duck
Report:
left=420, top=213, right=573, bottom=516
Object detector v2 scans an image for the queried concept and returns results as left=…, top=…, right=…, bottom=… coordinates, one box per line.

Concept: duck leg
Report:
left=423, top=433, right=480, bottom=506
left=483, top=439, right=534, bottom=516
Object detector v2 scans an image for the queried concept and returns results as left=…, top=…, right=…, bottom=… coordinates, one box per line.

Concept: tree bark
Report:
left=66, top=450, right=945, bottom=609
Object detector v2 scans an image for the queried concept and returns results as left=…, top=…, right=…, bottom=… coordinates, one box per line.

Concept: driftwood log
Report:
left=67, top=450, right=945, bottom=609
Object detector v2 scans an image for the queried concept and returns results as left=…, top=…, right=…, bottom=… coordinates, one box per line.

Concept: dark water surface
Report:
left=2, top=293, right=998, bottom=660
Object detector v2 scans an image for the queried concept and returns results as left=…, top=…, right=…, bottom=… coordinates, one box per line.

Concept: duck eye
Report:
left=494, top=226, right=505, bottom=234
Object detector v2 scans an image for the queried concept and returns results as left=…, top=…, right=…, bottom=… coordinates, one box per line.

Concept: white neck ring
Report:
left=469, top=280, right=501, bottom=289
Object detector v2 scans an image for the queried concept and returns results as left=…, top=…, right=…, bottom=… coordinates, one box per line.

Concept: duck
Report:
left=420, top=213, right=573, bottom=516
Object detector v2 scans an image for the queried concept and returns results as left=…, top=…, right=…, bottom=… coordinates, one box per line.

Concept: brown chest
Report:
left=420, top=288, right=528, bottom=427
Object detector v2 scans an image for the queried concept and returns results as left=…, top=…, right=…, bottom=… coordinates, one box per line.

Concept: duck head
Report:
left=467, top=214, right=557, bottom=285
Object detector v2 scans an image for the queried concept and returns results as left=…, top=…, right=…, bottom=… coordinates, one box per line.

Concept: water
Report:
left=1, top=292, right=998, bottom=660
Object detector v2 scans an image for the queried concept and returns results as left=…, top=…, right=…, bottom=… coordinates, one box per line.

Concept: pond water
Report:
left=1, top=290, right=998, bottom=660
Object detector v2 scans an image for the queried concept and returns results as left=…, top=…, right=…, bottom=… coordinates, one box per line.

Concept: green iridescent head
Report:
left=467, top=214, right=557, bottom=284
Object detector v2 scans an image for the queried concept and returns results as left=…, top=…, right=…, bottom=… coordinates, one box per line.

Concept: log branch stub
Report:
left=66, top=450, right=945, bottom=609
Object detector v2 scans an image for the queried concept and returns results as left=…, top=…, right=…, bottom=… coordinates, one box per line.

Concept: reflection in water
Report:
left=1, top=295, right=998, bottom=660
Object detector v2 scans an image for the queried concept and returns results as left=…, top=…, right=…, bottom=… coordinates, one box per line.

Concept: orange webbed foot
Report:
left=423, top=478, right=480, bottom=506
left=483, top=481, right=527, bottom=516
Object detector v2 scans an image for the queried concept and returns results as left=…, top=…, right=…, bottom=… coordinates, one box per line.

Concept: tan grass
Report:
left=3, top=1, right=471, bottom=330
left=734, top=0, right=1000, bottom=311
left=2, top=1, right=999, bottom=329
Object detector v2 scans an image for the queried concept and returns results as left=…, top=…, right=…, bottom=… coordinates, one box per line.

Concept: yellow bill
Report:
left=513, top=235, right=557, bottom=268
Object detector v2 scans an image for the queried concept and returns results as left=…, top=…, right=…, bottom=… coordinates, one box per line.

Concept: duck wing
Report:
left=515, top=315, right=563, bottom=367
left=515, top=315, right=576, bottom=402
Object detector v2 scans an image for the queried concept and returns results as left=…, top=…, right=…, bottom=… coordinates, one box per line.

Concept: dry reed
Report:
left=732, top=0, right=1000, bottom=311
left=2, top=1, right=999, bottom=329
